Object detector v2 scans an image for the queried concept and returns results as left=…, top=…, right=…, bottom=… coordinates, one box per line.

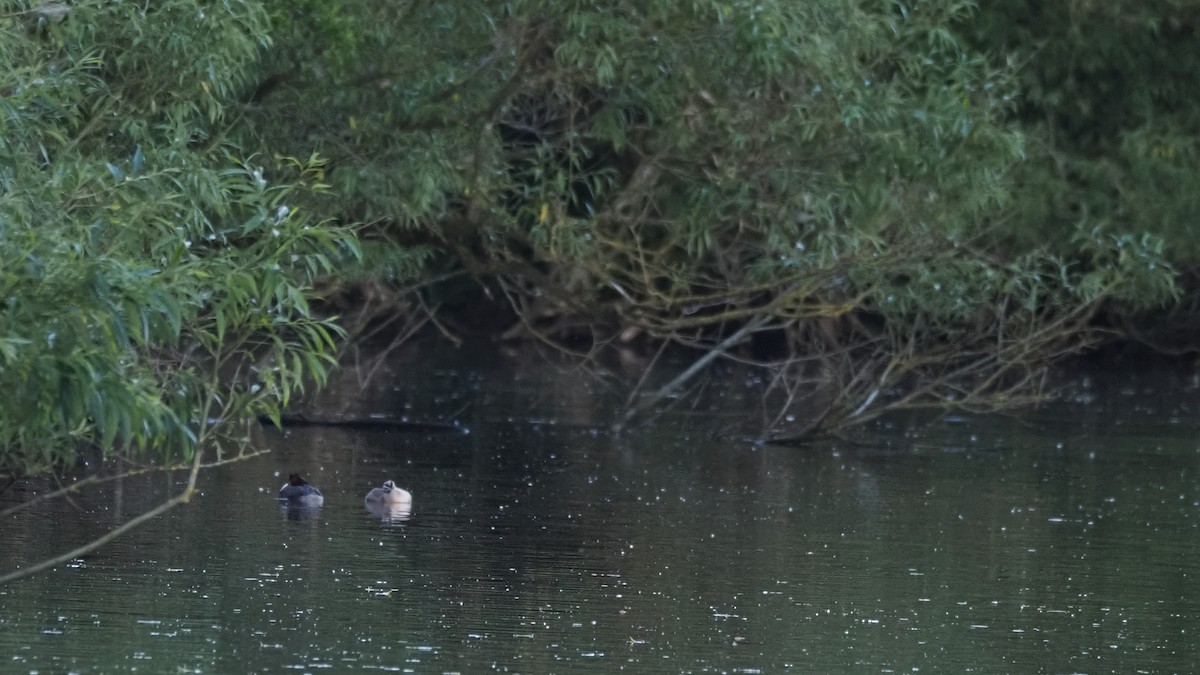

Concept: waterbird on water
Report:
left=278, top=473, right=324, bottom=507
left=364, top=480, right=412, bottom=506
left=364, top=479, right=413, bottom=522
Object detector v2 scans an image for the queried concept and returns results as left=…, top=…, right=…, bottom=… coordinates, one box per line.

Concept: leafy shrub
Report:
left=0, top=0, right=356, bottom=475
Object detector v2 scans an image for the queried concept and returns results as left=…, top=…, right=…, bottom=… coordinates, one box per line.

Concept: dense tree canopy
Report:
left=0, top=0, right=1191, bottom=475
left=0, top=0, right=355, bottom=475
left=969, top=1, right=1200, bottom=265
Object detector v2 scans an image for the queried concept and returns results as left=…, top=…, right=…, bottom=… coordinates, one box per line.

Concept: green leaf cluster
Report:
left=0, top=0, right=356, bottom=475
left=968, top=0, right=1200, bottom=267
left=246, top=0, right=1176, bottom=330
left=2, top=0, right=1193, bottom=472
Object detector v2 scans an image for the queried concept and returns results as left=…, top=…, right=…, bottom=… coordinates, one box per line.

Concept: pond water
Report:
left=1, top=346, right=1198, bottom=673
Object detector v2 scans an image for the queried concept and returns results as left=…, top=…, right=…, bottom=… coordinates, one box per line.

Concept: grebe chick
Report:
left=364, top=480, right=412, bottom=506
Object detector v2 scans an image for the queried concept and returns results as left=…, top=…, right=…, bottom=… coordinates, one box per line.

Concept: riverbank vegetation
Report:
left=1, top=0, right=1194, bottom=480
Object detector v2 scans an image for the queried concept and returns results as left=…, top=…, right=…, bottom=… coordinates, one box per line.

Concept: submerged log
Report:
left=259, top=414, right=465, bottom=434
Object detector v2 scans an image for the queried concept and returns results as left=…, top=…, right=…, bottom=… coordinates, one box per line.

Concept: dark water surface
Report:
left=1, top=348, right=1198, bottom=673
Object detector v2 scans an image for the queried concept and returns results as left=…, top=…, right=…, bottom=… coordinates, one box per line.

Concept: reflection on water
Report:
left=278, top=503, right=323, bottom=522
left=1, top=346, right=1198, bottom=672
left=365, top=499, right=413, bottom=523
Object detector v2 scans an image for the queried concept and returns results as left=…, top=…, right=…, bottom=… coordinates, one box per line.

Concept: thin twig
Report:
left=620, top=337, right=669, bottom=413
left=615, top=314, right=769, bottom=431
left=0, top=449, right=269, bottom=520
left=0, top=475, right=102, bottom=519
left=0, top=446, right=206, bottom=585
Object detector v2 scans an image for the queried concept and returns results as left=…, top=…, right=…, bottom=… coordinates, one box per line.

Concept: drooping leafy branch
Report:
left=0, top=1, right=357, bottom=475
left=244, top=0, right=1177, bottom=434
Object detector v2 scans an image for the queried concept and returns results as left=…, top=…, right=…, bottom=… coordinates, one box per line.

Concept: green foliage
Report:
left=0, top=0, right=356, bottom=475
left=248, top=0, right=1177, bottom=327
left=1, top=0, right=1192, bottom=473
left=967, top=0, right=1200, bottom=268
